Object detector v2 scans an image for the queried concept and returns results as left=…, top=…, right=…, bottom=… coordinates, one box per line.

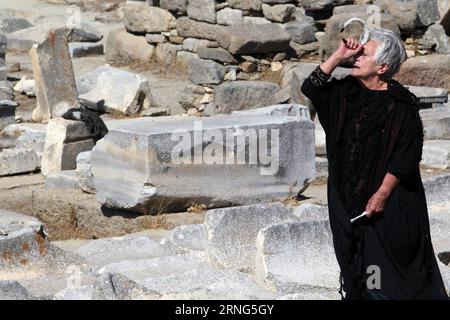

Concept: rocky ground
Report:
left=0, top=0, right=450, bottom=300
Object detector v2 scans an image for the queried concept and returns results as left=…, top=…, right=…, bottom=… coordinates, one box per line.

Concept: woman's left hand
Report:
left=365, top=190, right=389, bottom=218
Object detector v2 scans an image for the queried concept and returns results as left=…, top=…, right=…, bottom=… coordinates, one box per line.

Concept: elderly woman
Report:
left=301, top=28, right=448, bottom=300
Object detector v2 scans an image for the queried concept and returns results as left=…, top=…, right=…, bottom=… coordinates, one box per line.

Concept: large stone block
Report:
left=422, top=140, right=450, bottom=169
left=218, top=22, right=291, bottom=55
left=187, top=0, right=216, bottom=23
left=105, top=29, right=155, bottom=66
left=40, top=118, right=94, bottom=176
left=420, top=107, right=450, bottom=140
left=176, top=17, right=228, bottom=41
left=255, top=220, right=340, bottom=293
left=228, top=0, right=262, bottom=11
left=30, top=28, right=80, bottom=123
left=216, top=8, right=243, bottom=26
left=0, top=148, right=38, bottom=176
left=297, top=0, right=353, bottom=11
left=205, top=203, right=297, bottom=271
left=123, top=3, right=176, bottom=33
left=187, top=58, right=225, bottom=85
left=262, top=3, right=296, bottom=23
left=214, top=81, right=282, bottom=113
left=395, top=55, right=450, bottom=91
left=76, top=66, right=153, bottom=115
left=374, top=0, right=440, bottom=34
left=76, top=151, right=95, bottom=194
left=91, top=115, right=315, bottom=214
left=6, top=22, right=102, bottom=52
left=76, top=236, right=170, bottom=271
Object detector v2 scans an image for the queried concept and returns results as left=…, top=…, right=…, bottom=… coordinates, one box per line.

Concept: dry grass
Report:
left=187, top=202, right=207, bottom=213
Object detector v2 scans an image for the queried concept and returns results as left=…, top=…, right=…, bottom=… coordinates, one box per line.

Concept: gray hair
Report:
left=366, top=27, right=406, bottom=80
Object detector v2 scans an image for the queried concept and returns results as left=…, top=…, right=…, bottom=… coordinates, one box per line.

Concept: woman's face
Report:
left=351, top=40, right=385, bottom=79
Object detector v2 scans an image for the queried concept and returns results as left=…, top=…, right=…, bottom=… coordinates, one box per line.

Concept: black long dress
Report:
left=301, top=66, right=449, bottom=300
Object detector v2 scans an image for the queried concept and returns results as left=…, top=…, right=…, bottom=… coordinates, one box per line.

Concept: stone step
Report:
left=419, top=107, right=450, bottom=140
left=422, top=140, right=450, bottom=169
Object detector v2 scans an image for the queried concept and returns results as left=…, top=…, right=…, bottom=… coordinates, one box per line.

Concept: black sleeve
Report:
left=386, top=107, right=424, bottom=181
left=301, top=65, right=337, bottom=134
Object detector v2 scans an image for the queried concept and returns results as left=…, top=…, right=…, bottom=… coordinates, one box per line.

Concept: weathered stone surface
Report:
left=297, top=0, right=353, bottom=11
left=255, top=220, right=340, bottom=293
left=160, top=0, right=188, bottom=14
left=91, top=115, right=315, bottom=214
left=292, top=203, right=329, bottom=222
left=233, top=103, right=311, bottom=119
left=0, top=15, right=32, bottom=34
left=155, top=42, right=180, bottom=65
left=314, top=117, right=326, bottom=155
left=148, top=268, right=275, bottom=299
left=187, top=0, right=216, bottom=23
left=69, top=42, right=103, bottom=58
left=2, top=123, right=46, bottom=167
left=395, top=55, right=450, bottom=91
left=197, top=47, right=236, bottom=64
left=77, top=66, right=153, bottom=115
left=177, top=17, right=227, bottom=41
left=176, top=50, right=199, bottom=67
left=423, top=173, right=450, bottom=204
left=205, top=203, right=297, bottom=270
left=76, top=151, right=95, bottom=194
left=6, top=23, right=102, bottom=52
left=284, top=19, right=317, bottom=45
left=422, top=140, right=450, bottom=169
left=0, top=210, right=84, bottom=275
left=419, top=107, right=450, bottom=140
left=13, top=77, right=35, bottom=97
left=262, top=3, right=296, bottom=23
left=105, top=29, right=155, bottom=66
left=0, top=100, right=16, bottom=131
left=242, top=16, right=273, bottom=25
left=0, top=85, right=14, bottom=101
left=30, top=28, right=80, bottom=123
left=0, top=148, right=37, bottom=176
left=218, top=22, right=291, bottom=55
left=0, top=34, right=6, bottom=81
left=420, top=23, right=450, bottom=54
left=145, top=33, right=167, bottom=44
left=0, top=280, right=35, bottom=300
left=45, top=170, right=79, bottom=189
left=216, top=7, right=243, bottom=26
left=182, top=38, right=209, bottom=52
left=160, top=224, right=206, bottom=253
left=214, top=81, right=281, bottom=112
left=228, top=0, right=261, bottom=11
left=374, top=0, right=440, bottom=34
left=91, top=272, right=159, bottom=300
left=124, top=3, right=176, bottom=33
left=40, top=118, right=93, bottom=176
left=187, top=58, right=225, bottom=85
left=76, top=236, right=170, bottom=271
left=408, top=85, right=448, bottom=104
left=319, top=12, right=400, bottom=60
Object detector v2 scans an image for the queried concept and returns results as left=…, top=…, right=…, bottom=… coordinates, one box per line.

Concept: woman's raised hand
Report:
left=335, top=37, right=364, bottom=61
